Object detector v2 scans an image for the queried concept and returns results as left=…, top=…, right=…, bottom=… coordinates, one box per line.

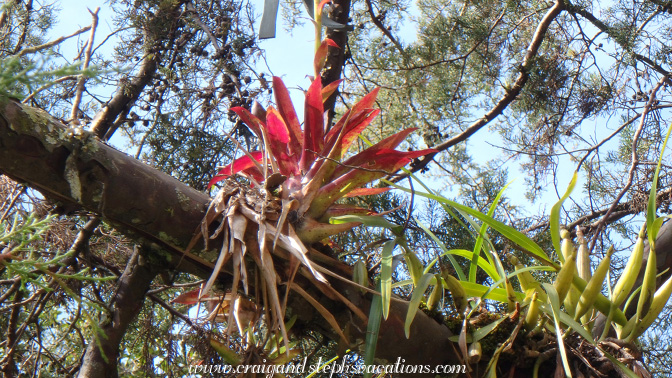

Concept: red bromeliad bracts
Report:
left=209, top=39, right=436, bottom=244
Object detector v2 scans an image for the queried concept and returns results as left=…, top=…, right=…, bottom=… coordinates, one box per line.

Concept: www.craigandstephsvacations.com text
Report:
left=188, top=357, right=467, bottom=376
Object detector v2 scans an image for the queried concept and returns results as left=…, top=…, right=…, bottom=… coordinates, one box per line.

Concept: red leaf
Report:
left=370, top=127, right=418, bottom=149
left=306, top=87, right=382, bottom=182
left=321, top=79, right=343, bottom=104
left=309, top=108, right=380, bottom=183
left=275, top=151, right=301, bottom=177
left=324, top=87, right=380, bottom=152
left=343, top=187, right=391, bottom=197
left=308, top=148, right=436, bottom=217
left=265, top=107, right=290, bottom=144
left=171, top=289, right=201, bottom=305
left=208, top=175, right=228, bottom=189
left=316, top=0, right=332, bottom=19
left=314, top=39, right=339, bottom=75
left=300, top=76, right=325, bottom=172
left=240, top=166, right=265, bottom=184
left=251, top=101, right=267, bottom=123
left=342, top=148, right=435, bottom=181
left=335, top=109, right=380, bottom=158
left=230, top=107, right=264, bottom=138
left=331, top=128, right=418, bottom=179
left=208, top=151, right=263, bottom=189
left=266, top=107, right=301, bottom=175
left=272, top=77, right=303, bottom=155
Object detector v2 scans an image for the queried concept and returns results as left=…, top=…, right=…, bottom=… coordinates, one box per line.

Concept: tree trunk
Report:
left=78, top=249, right=160, bottom=378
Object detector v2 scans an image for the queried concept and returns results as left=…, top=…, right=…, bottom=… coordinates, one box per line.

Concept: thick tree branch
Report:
left=78, top=248, right=161, bottom=378
left=0, top=96, right=459, bottom=374
left=0, top=96, right=214, bottom=277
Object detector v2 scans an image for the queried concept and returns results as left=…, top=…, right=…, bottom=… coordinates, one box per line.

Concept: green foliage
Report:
left=0, top=57, right=93, bottom=99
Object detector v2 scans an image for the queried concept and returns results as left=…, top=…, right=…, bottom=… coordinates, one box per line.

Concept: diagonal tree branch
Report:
left=388, top=0, right=566, bottom=182
left=89, top=1, right=186, bottom=140
left=0, top=96, right=459, bottom=375
left=566, top=3, right=672, bottom=87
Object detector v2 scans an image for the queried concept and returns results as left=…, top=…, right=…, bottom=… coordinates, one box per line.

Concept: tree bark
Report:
left=78, top=249, right=160, bottom=378
left=322, top=0, right=351, bottom=125
left=0, top=96, right=459, bottom=374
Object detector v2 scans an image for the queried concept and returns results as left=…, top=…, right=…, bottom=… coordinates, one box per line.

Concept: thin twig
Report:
left=364, top=0, right=406, bottom=59
left=13, top=25, right=91, bottom=58
left=185, top=3, right=219, bottom=50
left=588, top=76, right=668, bottom=252
left=69, top=8, right=99, bottom=123
left=0, top=184, right=25, bottom=223
left=22, top=75, right=78, bottom=104
left=569, top=6, right=672, bottom=87
left=148, top=293, right=197, bottom=328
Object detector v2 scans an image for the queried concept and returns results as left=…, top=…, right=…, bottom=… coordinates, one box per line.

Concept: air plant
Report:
left=187, top=39, right=435, bottom=353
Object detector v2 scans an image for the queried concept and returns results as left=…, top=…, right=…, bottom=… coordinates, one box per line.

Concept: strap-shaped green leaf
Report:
left=470, top=180, right=513, bottom=282
left=647, top=122, right=672, bottom=246
left=330, top=214, right=403, bottom=236
left=550, top=171, right=578, bottom=264
left=380, top=239, right=396, bottom=320
left=386, top=181, right=555, bottom=267
left=363, top=283, right=383, bottom=378
left=405, top=273, right=435, bottom=338
left=542, top=283, right=572, bottom=378
left=416, top=219, right=467, bottom=280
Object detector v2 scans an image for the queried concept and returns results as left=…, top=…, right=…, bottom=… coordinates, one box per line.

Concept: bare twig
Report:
left=524, top=185, right=672, bottom=235
left=11, top=0, right=32, bottom=55
left=0, top=184, right=25, bottom=223
left=148, top=293, right=197, bottom=328
left=588, top=76, right=668, bottom=252
left=364, top=0, right=406, bottom=59
left=13, top=25, right=91, bottom=58
left=22, top=75, right=78, bottom=104
left=576, top=112, right=641, bottom=170
left=185, top=2, right=219, bottom=50
left=0, top=287, right=23, bottom=377
left=569, top=6, right=672, bottom=86
left=69, top=8, right=99, bottom=123
left=0, top=0, right=20, bottom=31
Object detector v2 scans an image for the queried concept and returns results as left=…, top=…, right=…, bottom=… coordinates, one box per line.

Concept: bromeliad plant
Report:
left=183, top=38, right=435, bottom=355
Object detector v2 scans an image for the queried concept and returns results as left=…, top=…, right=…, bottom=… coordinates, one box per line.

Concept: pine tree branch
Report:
left=388, top=0, right=566, bottom=182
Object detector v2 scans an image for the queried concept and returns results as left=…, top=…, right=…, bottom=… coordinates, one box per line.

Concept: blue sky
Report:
left=47, top=0, right=605, bottom=216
